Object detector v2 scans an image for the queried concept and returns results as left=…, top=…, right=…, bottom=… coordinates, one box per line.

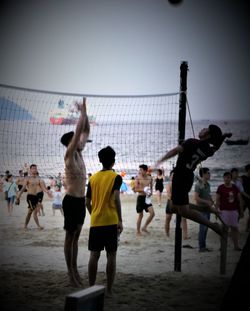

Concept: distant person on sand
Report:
left=155, top=124, right=232, bottom=237
left=194, top=167, right=213, bottom=252
left=134, top=164, right=155, bottom=235
left=16, top=164, right=50, bottom=230
left=165, top=170, right=189, bottom=239
left=51, top=185, right=63, bottom=216
left=60, top=98, right=90, bottom=287
left=155, top=168, right=164, bottom=206
left=4, top=174, right=18, bottom=216
left=216, top=172, right=244, bottom=250
left=86, top=146, right=123, bottom=296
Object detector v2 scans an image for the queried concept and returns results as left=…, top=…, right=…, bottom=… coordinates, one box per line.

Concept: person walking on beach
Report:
left=165, top=170, right=189, bottom=239
left=194, top=167, right=213, bottom=252
left=4, top=174, right=18, bottom=216
left=134, top=164, right=155, bottom=235
left=241, top=164, right=250, bottom=232
left=86, top=146, right=123, bottom=296
left=51, top=185, right=63, bottom=216
left=155, top=168, right=164, bottom=206
left=216, top=172, right=244, bottom=250
left=16, top=164, right=49, bottom=230
left=155, top=124, right=232, bottom=236
left=60, top=98, right=90, bottom=287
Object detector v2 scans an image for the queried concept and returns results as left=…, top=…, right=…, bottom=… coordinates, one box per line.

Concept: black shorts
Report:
left=37, top=191, right=44, bottom=203
left=136, top=195, right=152, bottom=213
left=172, top=171, right=194, bottom=205
left=62, top=194, right=86, bottom=232
left=27, top=194, right=39, bottom=211
left=88, top=225, right=118, bottom=252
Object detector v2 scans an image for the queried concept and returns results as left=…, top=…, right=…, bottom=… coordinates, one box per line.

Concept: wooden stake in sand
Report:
left=220, top=232, right=228, bottom=275
left=65, top=285, right=105, bottom=311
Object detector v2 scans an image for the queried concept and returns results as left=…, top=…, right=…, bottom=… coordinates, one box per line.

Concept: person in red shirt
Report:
left=216, top=172, right=244, bottom=250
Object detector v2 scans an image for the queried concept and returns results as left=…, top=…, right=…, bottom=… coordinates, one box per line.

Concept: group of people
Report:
left=2, top=98, right=249, bottom=297
left=58, top=98, right=244, bottom=295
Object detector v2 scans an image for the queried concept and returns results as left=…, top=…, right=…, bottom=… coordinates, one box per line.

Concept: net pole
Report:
left=174, top=61, right=188, bottom=272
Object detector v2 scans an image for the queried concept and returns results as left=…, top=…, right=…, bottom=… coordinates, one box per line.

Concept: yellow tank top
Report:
left=89, top=170, right=119, bottom=227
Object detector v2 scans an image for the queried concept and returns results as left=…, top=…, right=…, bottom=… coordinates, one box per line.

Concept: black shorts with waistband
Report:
left=62, top=194, right=86, bottom=232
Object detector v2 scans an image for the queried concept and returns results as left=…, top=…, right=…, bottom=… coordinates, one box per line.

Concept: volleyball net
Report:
left=0, top=84, right=180, bottom=179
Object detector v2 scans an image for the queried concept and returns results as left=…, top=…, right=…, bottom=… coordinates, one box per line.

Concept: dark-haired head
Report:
left=199, top=167, right=210, bottom=177
left=60, top=131, right=74, bottom=147
left=98, top=146, right=116, bottom=169
left=139, top=164, right=148, bottom=172
left=208, top=124, right=222, bottom=146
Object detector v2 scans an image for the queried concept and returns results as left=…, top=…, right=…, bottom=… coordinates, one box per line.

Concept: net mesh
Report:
left=0, top=84, right=180, bottom=179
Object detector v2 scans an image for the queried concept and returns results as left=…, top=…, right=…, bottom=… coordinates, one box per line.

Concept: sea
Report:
left=0, top=119, right=249, bottom=192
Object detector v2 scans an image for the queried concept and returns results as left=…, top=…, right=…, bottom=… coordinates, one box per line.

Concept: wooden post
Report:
left=65, top=285, right=105, bottom=311
left=220, top=233, right=228, bottom=275
left=174, top=61, right=188, bottom=272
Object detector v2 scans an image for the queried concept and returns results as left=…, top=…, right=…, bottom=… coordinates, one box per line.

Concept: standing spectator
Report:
left=51, top=185, right=63, bottom=216
left=86, top=146, right=123, bottom=296
left=155, top=168, right=164, bottom=206
left=4, top=174, right=18, bottom=216
left=194, top=167, right=213, bottom=252
left=216, top=172, right=244, bottom=251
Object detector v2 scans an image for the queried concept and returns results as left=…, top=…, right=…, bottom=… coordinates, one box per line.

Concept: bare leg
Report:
left=136, top=213, right=143, bottom=235
left=64, top=230, right=81, bottom=287
left=181, top=218, right=189, bottom=239
left=72, top=225, right=83, bottom=284
left=106, top=251, right=117, bottom=295
left=176, top=204, right=227, bottom=237
left=142, top=207, right=155, bottom=233
left=24, top=209, right=32, bottom=229
left=165, top=214, right=172, bottom=237
left=231, top=227, right=241, bottom=250
left=88, top=251, right=101, bottom=286
left=33, top=207, right=44, bottom=229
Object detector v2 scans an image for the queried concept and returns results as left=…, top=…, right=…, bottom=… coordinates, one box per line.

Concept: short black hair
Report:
left=208, top=124, right=222, bottom=146
left=139, top=164, right=148, bottom=172
left=98, top=146, right=116, bottom=168
left=60, top=131, right=74, bottom=147
left=223, top=171, right=231, bottom=178
left=230, top=168, right=238, bottom=174
left=199, top=167, right=210, bottom=177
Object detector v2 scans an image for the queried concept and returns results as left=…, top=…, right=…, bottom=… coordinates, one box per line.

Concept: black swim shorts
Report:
left=27, top=194, right=39, bottom=211
left=171, top=171, right=194, bottom=205
left=62, top=194, right=86, bottom=232
left=136, top=195, right=152, bottom=213
left=88, top=225, right=118, bottom=252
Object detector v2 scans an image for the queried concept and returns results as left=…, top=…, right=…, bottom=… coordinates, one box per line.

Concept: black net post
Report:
left=174, top=61, right=188, bottom=272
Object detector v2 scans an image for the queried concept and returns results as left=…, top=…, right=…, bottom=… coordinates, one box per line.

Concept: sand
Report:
left=0, top=192, right=248, bottom=311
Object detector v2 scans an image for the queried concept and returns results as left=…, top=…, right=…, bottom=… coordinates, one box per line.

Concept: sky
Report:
left=0, top=0, right=249, bottom=120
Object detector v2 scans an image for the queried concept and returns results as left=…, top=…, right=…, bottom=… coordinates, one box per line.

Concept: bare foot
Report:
left=142, top=227, right=150, bottom=234
left=38, top=226, right=44, bottom=230
left=68, top=273, right=82, bottom=288
left=74, top=271, right=84, bottom=286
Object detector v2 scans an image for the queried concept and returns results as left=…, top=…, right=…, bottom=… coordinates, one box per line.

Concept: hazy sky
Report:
left=0, top=0, right=249, bottom=120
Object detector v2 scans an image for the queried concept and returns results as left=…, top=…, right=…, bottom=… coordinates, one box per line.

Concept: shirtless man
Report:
left=60, top=98, right=90, bottom=287
left=134, top=164, right=155, bottom=235
left=16, top=164, right=49, bottom=230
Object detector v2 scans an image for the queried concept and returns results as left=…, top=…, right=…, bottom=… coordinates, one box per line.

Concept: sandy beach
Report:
left=0, top=192, right=248, bottom=311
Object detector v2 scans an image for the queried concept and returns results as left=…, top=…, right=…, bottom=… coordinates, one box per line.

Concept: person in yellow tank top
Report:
left=86, top=146, right=123, bottom=296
